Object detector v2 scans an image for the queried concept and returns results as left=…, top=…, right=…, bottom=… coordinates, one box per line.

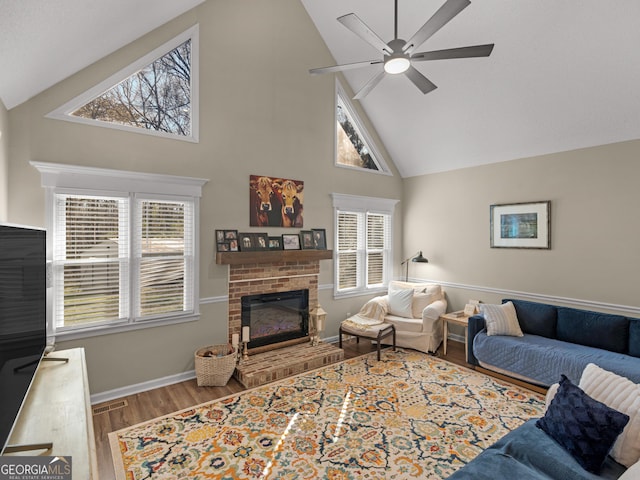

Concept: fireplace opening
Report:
left=241, top=289, right=309, bottom=349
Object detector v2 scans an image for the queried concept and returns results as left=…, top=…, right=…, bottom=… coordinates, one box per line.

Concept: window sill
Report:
left=53, top=313, right=200, bottom=342
left=333, top=286, right=387, bottom=300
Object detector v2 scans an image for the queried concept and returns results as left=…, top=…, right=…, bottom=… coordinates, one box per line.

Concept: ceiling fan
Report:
left=309, top=0, right=494, bottom=99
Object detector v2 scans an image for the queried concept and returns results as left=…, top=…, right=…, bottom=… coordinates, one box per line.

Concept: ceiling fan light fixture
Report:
left=310, top=0, right=494, bottom=98
left=384, top=55, right=410, bottom=74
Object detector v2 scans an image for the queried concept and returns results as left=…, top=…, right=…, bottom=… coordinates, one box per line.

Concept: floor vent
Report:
left=92, top=399, right=128, bottom=415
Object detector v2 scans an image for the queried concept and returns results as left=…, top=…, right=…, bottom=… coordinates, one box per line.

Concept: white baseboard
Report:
left=91, top=369, right=196, bottom=405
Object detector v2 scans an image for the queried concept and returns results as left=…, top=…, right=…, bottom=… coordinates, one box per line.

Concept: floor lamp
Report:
left=401, top=251, right=429, bottom=281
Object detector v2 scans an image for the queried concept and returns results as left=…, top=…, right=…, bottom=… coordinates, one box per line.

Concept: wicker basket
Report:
left=194, top=344, right=237, bottom=386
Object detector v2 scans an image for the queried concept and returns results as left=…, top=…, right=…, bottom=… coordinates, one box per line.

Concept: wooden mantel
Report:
left=216, top=249, right=333, bottom=265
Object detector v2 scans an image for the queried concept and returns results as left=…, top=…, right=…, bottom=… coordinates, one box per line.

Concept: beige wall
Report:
left=0, top=98, right=8, bottom=221
left=403, top=140, right=640, bottom=314
left=6, top=0, right=403, bottom=394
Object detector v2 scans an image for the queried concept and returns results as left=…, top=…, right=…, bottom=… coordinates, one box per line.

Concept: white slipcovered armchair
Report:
left=345, top=281, right=447, bottom=354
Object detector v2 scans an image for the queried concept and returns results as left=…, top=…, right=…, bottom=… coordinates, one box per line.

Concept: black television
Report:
left=0, top=223, right=47, bottom=454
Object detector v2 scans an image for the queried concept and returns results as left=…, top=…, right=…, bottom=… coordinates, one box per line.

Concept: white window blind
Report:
left=366, top=213, right=389, bottom=287
left=53, top=194, right=129, bottom=328
left=134, top=198, right=194, bottom=320
left=337, top=212, right=360, bottom=290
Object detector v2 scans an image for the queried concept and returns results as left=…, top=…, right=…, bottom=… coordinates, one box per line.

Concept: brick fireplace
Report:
left=216, top=250, right=344, bottom=387
left=227, top=260, right=318, bottom=353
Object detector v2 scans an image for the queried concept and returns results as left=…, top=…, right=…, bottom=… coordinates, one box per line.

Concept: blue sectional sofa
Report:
left=447, top=419, right=627, bottom=480
left=467, top=299, right=640, bottom=387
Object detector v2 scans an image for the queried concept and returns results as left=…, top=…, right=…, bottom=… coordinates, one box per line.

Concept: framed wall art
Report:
left=254, top=233, right=269, bottom=251
left=311, top=228, right=326, bottom=249
left=249, top=175, right=304, bottom=228
left=490, top=201, right=551, bottom=249
left=282, top=233, right=301, bottom=250
left=238, top=232, right=254, bottom=251
left=300, top=230, right=315, bottom=249
left=268, top=236, right=282, bottom=250
left=216, top=230, right=238, bottom=252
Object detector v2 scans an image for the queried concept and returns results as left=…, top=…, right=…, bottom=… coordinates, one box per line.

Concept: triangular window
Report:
left=48, top=26, right=199, bottom=142
left=335, top=80, right=389, bottom=174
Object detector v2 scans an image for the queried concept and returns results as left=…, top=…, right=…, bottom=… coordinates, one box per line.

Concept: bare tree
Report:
left=73, top=40, right=192, bottom=136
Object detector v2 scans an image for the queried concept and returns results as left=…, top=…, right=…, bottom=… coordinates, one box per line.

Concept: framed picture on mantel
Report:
left=300, top=231, right=314, bottom=249
left=268, top=236, right=282, bottom=250
left=490, top=201, right=550, bottom=249
left=312, top=228, right=326, bottom=249
left=282, top=234, right=300, bottom=250
left=216, top=230, right=238, bottom=252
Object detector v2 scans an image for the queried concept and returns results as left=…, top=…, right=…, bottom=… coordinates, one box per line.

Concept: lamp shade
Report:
left=411, top=251, right=429, bottom=263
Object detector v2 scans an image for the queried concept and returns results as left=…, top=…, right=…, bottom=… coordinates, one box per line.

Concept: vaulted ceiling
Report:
left=1, top=0, right=639, bottom=177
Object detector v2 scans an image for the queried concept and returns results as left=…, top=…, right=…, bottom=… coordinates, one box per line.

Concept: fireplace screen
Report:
left=241, top=289, right=309, bottom=349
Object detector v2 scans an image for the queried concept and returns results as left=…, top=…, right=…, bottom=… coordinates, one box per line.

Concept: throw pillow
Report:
left=480, top=301, right=524, bottom=337
left=411, top=286, right=442, bottom=318
left=388, top=283, right=414, bottom=318
left=536, top=375, right=630, bottom=473
left=579, top=363, right=640, bottom=467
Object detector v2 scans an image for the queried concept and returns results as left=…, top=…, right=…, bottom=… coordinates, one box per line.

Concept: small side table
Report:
left=440, top=311, right=470, bottom=362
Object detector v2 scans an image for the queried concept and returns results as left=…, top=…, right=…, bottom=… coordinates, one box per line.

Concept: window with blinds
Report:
left=52, top=193, right=195, bottom=331
left=335, top=209, right=391, bottom=294
left=33, top=161, right=206, bottom=339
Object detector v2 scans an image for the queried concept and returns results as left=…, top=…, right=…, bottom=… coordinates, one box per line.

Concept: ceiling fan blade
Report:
left=404, top=66, right=437, bottom=94
left=411, top=44, right=494, bottom=61
left=403, top=0, right=471, bottom=55
left=309, top=59, right=383, bottom=75
left=338, top=13, right=393, bottom=55
left=353, top=71, right=386, bottom=100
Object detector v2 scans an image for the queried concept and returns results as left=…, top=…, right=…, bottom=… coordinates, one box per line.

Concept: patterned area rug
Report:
left=109, top=349, right=545, bottom=479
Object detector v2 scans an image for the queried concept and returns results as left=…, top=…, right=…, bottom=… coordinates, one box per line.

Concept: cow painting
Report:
left=249, top=175, right=304, bottom=227
left=277, top=179, right=304, bottom=227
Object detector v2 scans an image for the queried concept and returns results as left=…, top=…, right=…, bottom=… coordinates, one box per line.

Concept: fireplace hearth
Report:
left=241, top=289, right=309, bottom=349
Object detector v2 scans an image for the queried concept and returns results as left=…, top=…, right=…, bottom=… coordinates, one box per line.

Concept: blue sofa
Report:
left=467, top=299, right=640, bottom=387
left=447, top=420, right=627, bottom=480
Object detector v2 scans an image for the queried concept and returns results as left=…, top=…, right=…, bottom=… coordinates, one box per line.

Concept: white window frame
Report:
left=335, top=79, right=391, bottom=175
left=331, top=193, right=398, bottom=298
left=31, top=161, right=208, bottom=341
left=46, top=25, right=200, bottom=143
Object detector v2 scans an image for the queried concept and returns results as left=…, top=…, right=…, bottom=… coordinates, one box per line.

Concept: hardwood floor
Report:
left=93, top=340, right=468, bottom=479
